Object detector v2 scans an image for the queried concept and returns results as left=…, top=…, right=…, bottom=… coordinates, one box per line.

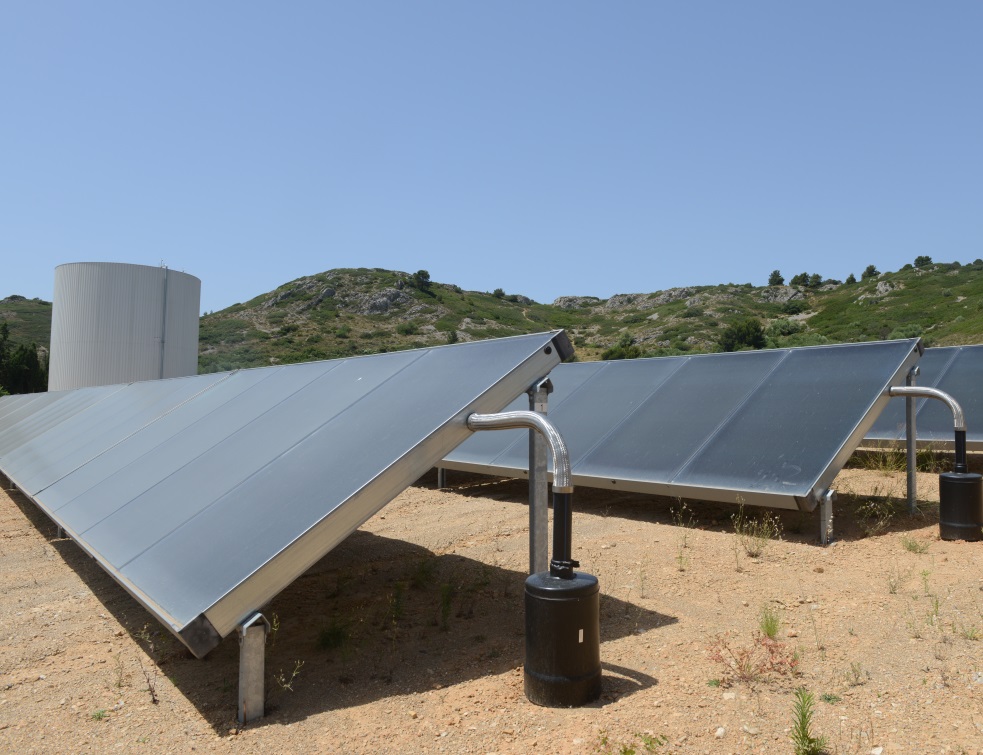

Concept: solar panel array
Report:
left=865, top=345, right=983, bottom=450
left=443, top=339, right=923, bottom=511
left=0, top=331, right=569, bottom=657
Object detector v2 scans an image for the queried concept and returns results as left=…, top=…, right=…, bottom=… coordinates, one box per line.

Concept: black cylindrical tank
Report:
left=938, top=471, right=983, bottom=541
left=524, top=571, right=601, bottom=707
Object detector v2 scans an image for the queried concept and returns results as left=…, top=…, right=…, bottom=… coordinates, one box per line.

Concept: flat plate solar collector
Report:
left=864, top=345, right=983, bottom=450
left=443, top=339, right=923, bottom=511
left=0, top=331, right=570, bottom=657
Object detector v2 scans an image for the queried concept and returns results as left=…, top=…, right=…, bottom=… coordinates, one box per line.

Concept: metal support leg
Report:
left=436, top=467, right=447, bottom=489
left=905, top=367, right=919, bottom=514
left=819, top=490, right=835, bottom=546
left=57, top=526, right=65, bottom=539
left=528, top=378, right=553, bottom=575
left=238, top=612, right=270, bottom=725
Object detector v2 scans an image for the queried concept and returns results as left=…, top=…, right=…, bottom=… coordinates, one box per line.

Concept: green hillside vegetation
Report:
left=3, top=259, right=983, bottom=382
left=196, top=261, right=983, bottom=371
left=0, top=295, right=52, bottom=348
left=0, top=295, right=51, bottom=395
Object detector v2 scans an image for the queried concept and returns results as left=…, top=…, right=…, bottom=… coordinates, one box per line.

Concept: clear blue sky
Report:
left=3, top=2, right=981, bottom=314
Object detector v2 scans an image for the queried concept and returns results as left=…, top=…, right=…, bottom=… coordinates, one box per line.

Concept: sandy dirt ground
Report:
left=1, top=462, right=981, bottom=754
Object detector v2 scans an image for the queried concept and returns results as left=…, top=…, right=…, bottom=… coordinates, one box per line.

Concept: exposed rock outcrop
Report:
left=757, top=286, right=803, bottom=304
left=339, top=288, right=413, bottom=315
left=552, top=296, right=602, bottom=310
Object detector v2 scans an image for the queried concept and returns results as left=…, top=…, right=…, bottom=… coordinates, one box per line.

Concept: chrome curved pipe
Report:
left=888, top=386, right=966, bottom=431
left=466, top=410, right=572, bottom=493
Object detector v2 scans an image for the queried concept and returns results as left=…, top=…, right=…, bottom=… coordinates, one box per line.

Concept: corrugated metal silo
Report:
left=48, top=262, right=201, bottom=391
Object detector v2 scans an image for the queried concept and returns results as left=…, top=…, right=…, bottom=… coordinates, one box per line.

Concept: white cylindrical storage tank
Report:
left=48, top=262, right=201, bottom=391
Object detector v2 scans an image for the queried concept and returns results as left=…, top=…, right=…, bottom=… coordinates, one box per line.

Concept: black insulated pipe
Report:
left=954, top=429, right=968, bottom=474
left=549, top=491, right=578, bottom=578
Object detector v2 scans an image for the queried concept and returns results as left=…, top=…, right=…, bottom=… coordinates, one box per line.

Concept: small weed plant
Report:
left=439, top=583, right=454, bottom=631
left=902, top=535, right=930, bottom=554
left=139, top=659, right=159, bottom=704
left=671, top=501, right=696, bottom=571
left=957, top=623, right=980, bottom=641
left=905, top=606, right=924, bottom=640
left=759, top=603, right=781, bottom=639
left=920, top=569, right=932, bottom=594
left=732, top=505, right=782, bottom=558
left=113, top=653, right=126, bottom=689
left=856, top=448, right=906, bottom=473
left=707, top=631, right=799, bottom=686
left=410, top=557, right=436, bottom=589
left=387, top=583, right=405, bottom=626
left=854, top=488, right=901, bottom=537
left=807, top=607, right=826, bottom=657
left=274, top=660, right=304, bottom=692
left=916, top=445, right=950, bottom=473
left=789, top=687, right=828, bottom=755
left=853, top=446, right=947, bottom=475
left=134, top=623, right=158, bottom=660
left=670, top=501, right=697, bottom=545
left=596, top=730, right=668, bottom=754
left=886, top=563, right=911, bottom=594
left=675, top=544, right=689, bottom=572
left=317, top=620, right=349, bottom=651
left=846, top=661, right=869, bottom=687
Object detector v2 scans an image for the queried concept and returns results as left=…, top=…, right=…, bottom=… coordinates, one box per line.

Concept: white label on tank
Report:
left=579, top=629, right=584, bottom=644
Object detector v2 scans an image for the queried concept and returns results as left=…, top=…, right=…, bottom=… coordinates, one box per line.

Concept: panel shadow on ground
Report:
left=442, top=339, right=923, bottom=511
left=2, top=483, right=668, bottom=729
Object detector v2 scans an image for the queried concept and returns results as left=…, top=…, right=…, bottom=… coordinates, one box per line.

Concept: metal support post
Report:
left=528, top=378, right=553, bottom=574
left=436, top=467, right=447, bottom=489
left=819, top=490, right=836, bottom=546
left=237, top=612, right=271, bottom=725
left=905, top=366, right=920, bottom=513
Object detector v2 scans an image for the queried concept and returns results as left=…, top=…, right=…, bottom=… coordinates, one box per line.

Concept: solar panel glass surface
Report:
left=443, top=339, right=921, bottom=510
left=0, top=332, right=568, bottom=656
left=864, top=345, right=983, bottom=448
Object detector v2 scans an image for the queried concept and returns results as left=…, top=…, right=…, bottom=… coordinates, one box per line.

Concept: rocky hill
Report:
left=3, top=259, right=983, bottom=375
left=196, top=261, right=983, bottom=372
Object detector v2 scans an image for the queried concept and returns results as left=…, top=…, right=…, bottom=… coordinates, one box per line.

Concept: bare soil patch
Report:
left=1, top=465, right=981, bottom=753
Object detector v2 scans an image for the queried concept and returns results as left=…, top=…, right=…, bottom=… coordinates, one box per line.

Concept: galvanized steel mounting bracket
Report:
left=818, top=489, right=836, bottom=546
left=237, top=612, right=271, bottom=725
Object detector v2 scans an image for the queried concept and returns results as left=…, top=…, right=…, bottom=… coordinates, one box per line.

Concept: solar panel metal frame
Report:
left=864, top=345, right=983, bottom=451
left=0, top=331, right=571, bottom=658
left=442, top=339, right=923, bottom=512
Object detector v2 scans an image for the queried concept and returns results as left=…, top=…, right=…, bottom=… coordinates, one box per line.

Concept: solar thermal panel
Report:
left=864, top=345, right=983, bottom=449
left=0, top=331, right=570, bottom=657
left=443, top=339, right=922, bottom=511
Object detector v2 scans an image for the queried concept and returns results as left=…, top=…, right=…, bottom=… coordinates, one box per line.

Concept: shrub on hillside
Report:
left=719, top=318, right=766, bottom=352
left=602, top=333, right=642, bottom=360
